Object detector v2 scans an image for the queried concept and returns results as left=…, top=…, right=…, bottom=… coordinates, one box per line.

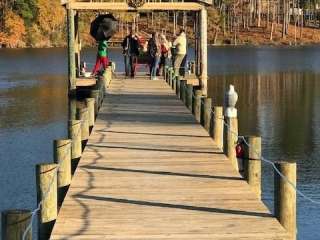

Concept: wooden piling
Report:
left=165, top=67, right=168, bottom=83
left=53, top=139, right=72, bottom=188
left=200, top=7, right=208, bottom=95
left=90, top=90, right=100, bottom=115
left=53, top=139, right=72, bottom=205
left=85, top=98, right=95, bottom=127
left=76, top=107, right=89, bottom=141
left=186, top=84, right=193, bottom=110
left=180, top=80, right=187, bottom=103
left=2, top=210, right=32, bottom=240
left=225, top=116, right=239, bottom=171
left=274, top=161, right=297, bottom=240
left=176, top=77, right=180, bottom=98
left=243, top=136, right=262, bottom=198
left=193, top=90, right=202, bottom=122
left=172, top=73, right=176, bottom=91
left=68, top=120, right=82, bottom=160
left=36, top=163, right=58, bottom=240
left=68, top=95, right=77, bottom=121
left=203, top=98, right=212, bottom=132
left=169, top=68, right=173, bottom=87
left=67, top=8, right=76, bottom=91
left=212, top=106, right=224, bottom=150
left=102, top=66, right=112, bottom=89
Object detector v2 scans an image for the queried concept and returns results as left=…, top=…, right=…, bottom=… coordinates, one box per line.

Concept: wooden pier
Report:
left=1, top=0, right=298, bottom=239
left=50, top=75, right=289, bottom=239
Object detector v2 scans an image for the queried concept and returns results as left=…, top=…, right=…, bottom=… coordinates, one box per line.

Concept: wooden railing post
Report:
left=169, top=68, right=173, bottom=87
left=172, top=73, right=176, bottom=91
left=180, top=80, right=187, bottom=103
left=203, top=98, right=212, bottom=132
left=274, top=161, right=297, bottom=240
left=186, top=84, right=193, bottom=111
left=85, top=98, right=95, bottom=127
left=176, top=77, right=180, bottom=98
left=212, top=106, right=224, bottom=150
left=53, top=139, right=72, bottom=205
left=193, top=90, right=202, bottom=123
left=2, top=210, right=32, bottom=240
left=90, top=89, right=100, bottom=115
left=68, top=119, right=82, bottom=159
left=36, top=163, right=58, bottom=240
left=243, top=136, right=262, bottom=198
left=76, top=107, right=89, bottom=142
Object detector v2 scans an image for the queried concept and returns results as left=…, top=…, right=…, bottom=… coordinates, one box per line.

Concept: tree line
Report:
left=1, top=0, right=320, bottom=48
left=211, top=0, right=320, bottom=43
left=0, top=0, right=65, bottom=47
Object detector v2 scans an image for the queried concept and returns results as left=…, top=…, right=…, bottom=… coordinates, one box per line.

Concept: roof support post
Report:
left=200, top=7, right=208, bottom=96
left=67, top=8, right=76, bottom=92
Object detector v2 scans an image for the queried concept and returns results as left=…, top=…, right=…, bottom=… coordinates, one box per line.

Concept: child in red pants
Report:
left=92, top=40, right=109, bottom=75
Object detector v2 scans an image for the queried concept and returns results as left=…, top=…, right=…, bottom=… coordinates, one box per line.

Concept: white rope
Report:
left=171, top=74, right=320, bottom=205
left=22, top=123, right=82, bottom=240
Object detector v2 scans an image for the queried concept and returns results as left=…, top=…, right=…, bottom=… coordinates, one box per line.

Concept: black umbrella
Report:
left=90, top=14, right=118, bottom=41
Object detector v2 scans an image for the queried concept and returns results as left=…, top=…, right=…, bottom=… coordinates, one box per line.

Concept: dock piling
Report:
left=36, top=163, right=58, bottom=240
left=193, top=90, right=202, bottom=122
left=172, top=74, right=176, bottom=91
left=53, top=139, right=72, bottom=205
left=212, top=106, right=224, bottom=150
left=85, top=98, right=95, bottom=127
left=186, top=84, right=193, bottom=110
left=176, top=77, right=180, bottom=98
left=180, top=80, right=187, bottom=103
left=76, top=107, right=89, bottom=142
left=225, top=116, right=239, bottom=171
left=274, top=161, right=297, bottom=240
left=224, top=85, right=239, bottom=171
left=90, top=89, right=100, bottom=116
left=68, top=119, right=82, bottom=169
left=203, top=98, right=212, bottom=132
left=2, top=210, right=32, bottom=240
left=243, top=136, right=262, bottom=198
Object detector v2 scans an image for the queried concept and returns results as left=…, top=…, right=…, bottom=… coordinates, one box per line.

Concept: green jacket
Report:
left=98, top=40, right=108, bottom=57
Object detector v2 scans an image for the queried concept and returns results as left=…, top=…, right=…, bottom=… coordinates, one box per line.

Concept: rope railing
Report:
left=172, top=71, right=320, bottom=206
left=22, top=123, right=82, bottom=240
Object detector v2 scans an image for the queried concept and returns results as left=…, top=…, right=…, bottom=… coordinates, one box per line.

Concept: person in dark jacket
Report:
left=122, top=30, right=140, bottom=77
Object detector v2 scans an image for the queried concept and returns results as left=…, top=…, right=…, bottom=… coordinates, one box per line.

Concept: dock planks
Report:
left=51, top=75, right=289, bottom=239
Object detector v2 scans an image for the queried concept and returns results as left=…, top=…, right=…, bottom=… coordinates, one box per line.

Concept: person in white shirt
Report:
left=172, top=29, right=187, bottom=77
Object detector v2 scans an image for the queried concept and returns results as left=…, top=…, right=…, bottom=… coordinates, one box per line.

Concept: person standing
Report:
left=159, top=34, right=172, bottom=76
left=148, top=32, right=161, bottom=80
left=172, top=29, right=187, bottom=77
left=122, top=30, right=140, bottom=77
left=92, top=39, right=109, bottom=76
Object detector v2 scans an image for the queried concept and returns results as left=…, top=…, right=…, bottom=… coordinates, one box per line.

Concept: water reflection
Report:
left=0, top=75, right=67, bottom=129
left=209, top=71, right=320, bottom=161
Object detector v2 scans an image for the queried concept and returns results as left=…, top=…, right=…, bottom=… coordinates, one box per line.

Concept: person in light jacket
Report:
left=172, top=29, right=187, bottom=77
left=148, top=32, right=161, bottom=80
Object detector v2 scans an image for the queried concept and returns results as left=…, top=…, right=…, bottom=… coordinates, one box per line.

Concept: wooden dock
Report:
left=50, top=75, right=289, bottom=239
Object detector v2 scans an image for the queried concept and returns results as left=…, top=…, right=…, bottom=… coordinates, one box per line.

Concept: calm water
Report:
left=1, top=46, right=320, bottom=239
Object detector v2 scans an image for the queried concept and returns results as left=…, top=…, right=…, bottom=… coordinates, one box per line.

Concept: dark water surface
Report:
left=1, top=46, right=320, bottom=239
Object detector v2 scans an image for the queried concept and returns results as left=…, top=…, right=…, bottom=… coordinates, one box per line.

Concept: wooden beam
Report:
left=200, top=7, right=207, bottom=95
left=67, top=2, right=202, bottom=11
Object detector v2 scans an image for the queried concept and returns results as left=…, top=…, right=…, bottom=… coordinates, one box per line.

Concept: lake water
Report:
left=1, top=46, right=320, bottom=239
